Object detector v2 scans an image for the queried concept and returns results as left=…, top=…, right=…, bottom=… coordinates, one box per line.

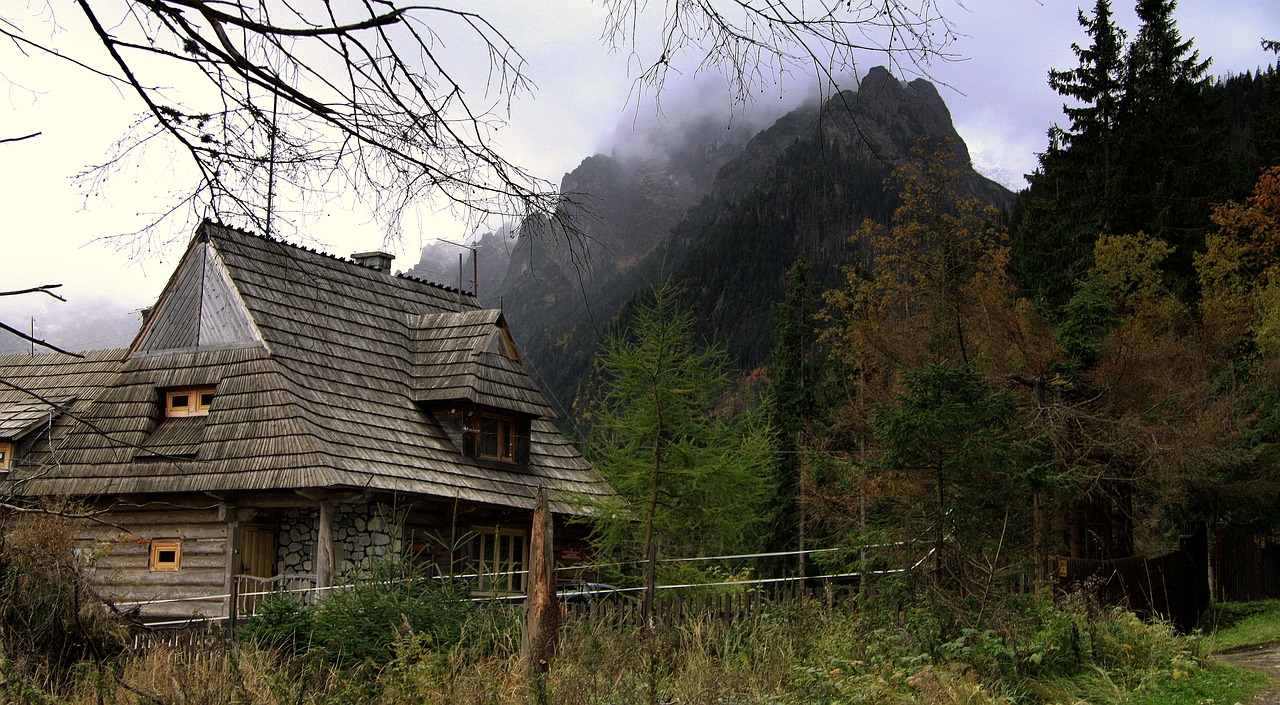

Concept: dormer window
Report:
left=165, top=386, right=215, bottom=418
left=457, top=408, right=528, bottom=465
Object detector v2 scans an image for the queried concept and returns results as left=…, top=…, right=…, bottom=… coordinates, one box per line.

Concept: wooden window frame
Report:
left=165, top=386, right=215, bottom=418
left=471, top=526, right=527, bottom=594
left=0, top=441, right=12, bottom=470
left=150, top=538, right=182, bottom=571
left=478, top=414, right=516, bottom=462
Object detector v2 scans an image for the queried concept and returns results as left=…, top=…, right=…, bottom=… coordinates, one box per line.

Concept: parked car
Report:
left=555, top=582, right=622, bottom=604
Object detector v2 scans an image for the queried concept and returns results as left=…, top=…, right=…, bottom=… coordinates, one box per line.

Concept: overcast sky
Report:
left=1, top=0, right=1277, bottom=351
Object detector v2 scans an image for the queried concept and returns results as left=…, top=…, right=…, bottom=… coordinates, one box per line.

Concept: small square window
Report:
left=165, top=386, right=215, bottom=417
left=0, top=441, right=11, bottom=470
left=150, top=539, right=182, bottom=571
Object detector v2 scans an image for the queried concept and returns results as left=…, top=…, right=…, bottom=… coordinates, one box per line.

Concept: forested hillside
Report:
left=461, top=65, right=1013, bottom=409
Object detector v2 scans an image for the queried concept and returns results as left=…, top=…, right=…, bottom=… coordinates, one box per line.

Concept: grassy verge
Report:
left=1202, top=600, right=1280, bottom=652
left=22, top=593, right=1280, bottom=704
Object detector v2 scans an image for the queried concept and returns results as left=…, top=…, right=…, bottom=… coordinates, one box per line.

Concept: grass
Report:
left=1201, top=600, right=1280, bottom=652
left=17, top=593, right=1280, bottom=704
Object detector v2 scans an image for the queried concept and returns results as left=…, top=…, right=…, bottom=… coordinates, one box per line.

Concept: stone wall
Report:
left=334, top=502, right=405, bottom=577
left=278, top=507, right=318, bottom=576
left=276, top=503, right=406, bottom=580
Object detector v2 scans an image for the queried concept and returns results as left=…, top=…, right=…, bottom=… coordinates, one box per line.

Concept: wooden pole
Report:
left=316, top=499, right=334, bottom=591
left=520, top=489, right=557, bottom=698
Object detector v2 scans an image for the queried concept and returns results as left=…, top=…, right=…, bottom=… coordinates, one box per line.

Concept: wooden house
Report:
left=0, top=222, right=613, bottom=622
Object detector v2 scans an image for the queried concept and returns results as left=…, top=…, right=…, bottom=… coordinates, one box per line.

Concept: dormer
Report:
left=0, top=396, right=73, bottom=472
left=129, top=227, right=263, bottom=358
left=408, top=310, right=554, bottom=464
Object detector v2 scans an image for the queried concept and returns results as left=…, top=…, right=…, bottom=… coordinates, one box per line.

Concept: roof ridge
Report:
left=203, top=220, right=478, bottom=300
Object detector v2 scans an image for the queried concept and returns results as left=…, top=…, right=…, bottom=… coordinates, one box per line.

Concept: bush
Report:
left=0, top=504, right=125, bottom=690
left=308, top=560, right=472, bottom=665
left=236, top=593, right=313, bottom=654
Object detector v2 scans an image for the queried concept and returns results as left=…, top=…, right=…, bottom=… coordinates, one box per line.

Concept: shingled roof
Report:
left=0, top=222, right=610, bottom=514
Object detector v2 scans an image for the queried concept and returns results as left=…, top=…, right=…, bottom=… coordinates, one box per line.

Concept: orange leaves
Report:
left=1209, top=165, right=1280, bottom=283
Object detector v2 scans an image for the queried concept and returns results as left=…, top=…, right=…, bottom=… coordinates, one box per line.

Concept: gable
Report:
left=132, top=241, right=261, bottom=354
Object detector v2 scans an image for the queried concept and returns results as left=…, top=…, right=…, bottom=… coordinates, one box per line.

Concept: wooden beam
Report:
left=225, top=510, right=241, bottom=632
left=316, top=499, right=334, bottom=589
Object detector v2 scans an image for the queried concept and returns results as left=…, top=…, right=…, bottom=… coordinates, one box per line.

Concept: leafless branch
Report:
left=0, top=132, right=41, bottom=144
left=0, top=321, right=84, bottom=357
left=1, top=284, right=66, bottom=301
left=8, top=0, right=960, bottom=251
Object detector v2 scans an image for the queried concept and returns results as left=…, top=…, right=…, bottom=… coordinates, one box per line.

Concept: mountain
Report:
left=412, top=66, right=1015, bottom=411
left=402, top=224, right=519, bottom=306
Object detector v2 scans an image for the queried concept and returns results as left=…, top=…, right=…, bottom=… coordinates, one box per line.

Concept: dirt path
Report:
left=1216, top=642, right=1280, bottom=705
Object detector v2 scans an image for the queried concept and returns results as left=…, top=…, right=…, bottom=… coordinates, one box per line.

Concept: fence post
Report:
left=227, top=575, right=239, bottom=638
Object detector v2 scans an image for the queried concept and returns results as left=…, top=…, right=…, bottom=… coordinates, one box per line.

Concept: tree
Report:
left=583, top=281, right=776, bottom=621
left=824, top=137, right=1022, bottom=382
left=2, top=0, right=963, bottom=247
left=818, top=139, right=1057, bottom=583
left=1115, top=0, right=1216, bottom=287
left=766, top=258, right=823, bottom=575
left=1015, top=0, right=1127, bottom=308
left=870, top=363, right=1026, bottom=591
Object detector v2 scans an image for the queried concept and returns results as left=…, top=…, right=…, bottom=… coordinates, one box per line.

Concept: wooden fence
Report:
left=1052, top=526, right=1209, bottom=632
left=561, top=580, right=824, bottom=625
left=132, top=623, right=226, bottom=658
left=1212, top=526, right=1280, bottom=602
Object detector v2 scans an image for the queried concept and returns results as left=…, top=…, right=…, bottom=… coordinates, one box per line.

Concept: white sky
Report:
left=0, top=0, right=1277, bottom=350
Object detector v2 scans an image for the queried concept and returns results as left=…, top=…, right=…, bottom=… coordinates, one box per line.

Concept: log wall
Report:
left=78, top=495, right=231, bottom=622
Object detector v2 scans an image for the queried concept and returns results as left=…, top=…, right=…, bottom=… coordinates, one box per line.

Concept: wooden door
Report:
left=237, top=525, right=278, bottom=615
left=240, top=525, right=277, bottom=577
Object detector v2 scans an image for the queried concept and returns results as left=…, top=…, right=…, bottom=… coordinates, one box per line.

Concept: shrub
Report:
left=0, top=504, right=125, bottom=690
left=308, top=560, right=472, bottom=665
left=236, top=593, right=314, bottom=654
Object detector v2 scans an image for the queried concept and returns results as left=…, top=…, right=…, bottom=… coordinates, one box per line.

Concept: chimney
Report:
left=350, top=250, right=394, bottom=273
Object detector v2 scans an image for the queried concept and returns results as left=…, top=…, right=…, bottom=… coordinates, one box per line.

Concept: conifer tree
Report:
left=583, top=281, right=777, bottom=620
left=1116, top=0, right=1216, bottom=291
left=1016, top=0, right=1127, bottom=309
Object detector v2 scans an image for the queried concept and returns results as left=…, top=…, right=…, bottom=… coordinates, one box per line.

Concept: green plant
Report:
left=308, top=559, right=471, bottom=665
left=236, top=593, right=314, bottom=654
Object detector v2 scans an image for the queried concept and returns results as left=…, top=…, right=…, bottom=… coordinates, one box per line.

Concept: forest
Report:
left=578, top=0, right=1280, bottom=606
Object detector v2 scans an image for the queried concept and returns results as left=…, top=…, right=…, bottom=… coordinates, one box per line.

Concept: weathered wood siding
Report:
left=79, top=497, right=230, bottom=622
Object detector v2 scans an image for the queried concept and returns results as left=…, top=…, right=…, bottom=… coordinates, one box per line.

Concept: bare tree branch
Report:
left=1, top=285, right=66, bottom=302
left=6, top=0, right=959, bottom=251
left=0, top=132, right=41, bottom=144
left=0, top=321, right=84, bottom=358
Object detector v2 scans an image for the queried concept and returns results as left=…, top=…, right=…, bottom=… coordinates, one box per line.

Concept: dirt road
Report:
left=1217, top=641, right=1280, bottom=705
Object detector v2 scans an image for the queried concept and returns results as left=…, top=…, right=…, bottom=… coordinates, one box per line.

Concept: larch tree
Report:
left=583, top=281, right=777, bottom=622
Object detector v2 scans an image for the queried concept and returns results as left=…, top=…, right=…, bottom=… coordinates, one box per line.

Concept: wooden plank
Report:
left=95, top=568, right=228, bottom=588
left=94, top=553, right=227, bottom=571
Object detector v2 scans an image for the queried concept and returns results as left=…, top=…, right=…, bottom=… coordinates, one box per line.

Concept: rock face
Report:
left=407, top=66, right=1013, bottom=410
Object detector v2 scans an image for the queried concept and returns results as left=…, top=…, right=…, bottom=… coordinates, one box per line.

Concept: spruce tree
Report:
left=1115, top=0, right=1214, bottom=294
left=1015, top=0, right=1127, bottom=310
